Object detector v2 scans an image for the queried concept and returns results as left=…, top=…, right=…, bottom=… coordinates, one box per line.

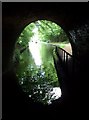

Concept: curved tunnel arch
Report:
left=3, top=4, right=89, bottom=118
left=4, top=3, right=88, bottom=74
left=13, top=19, right=73, bottom=105
left=15, top=18, right=73, bottom=55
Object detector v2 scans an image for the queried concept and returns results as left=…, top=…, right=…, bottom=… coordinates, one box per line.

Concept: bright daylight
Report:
left=13, top=20, right=72, bottom=104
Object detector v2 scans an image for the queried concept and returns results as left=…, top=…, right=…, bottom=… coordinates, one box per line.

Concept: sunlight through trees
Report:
left=13, top=20, right=70, bottom=104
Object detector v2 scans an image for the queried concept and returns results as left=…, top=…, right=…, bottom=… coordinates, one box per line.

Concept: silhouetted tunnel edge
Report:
left=3, top=4, right=89, bottom=118
left=2, top=19, right=73, bottom=105
left=13, top=20, right=73, bottom=100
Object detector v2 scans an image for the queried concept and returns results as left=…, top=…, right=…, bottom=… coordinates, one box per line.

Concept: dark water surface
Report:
left=14, top=41, right=61, bottom=104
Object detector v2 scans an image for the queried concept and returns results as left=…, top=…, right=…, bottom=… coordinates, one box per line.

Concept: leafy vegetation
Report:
left=13, top=20, right=69, bottom=104
left=16, top=20, right=69, bottom=50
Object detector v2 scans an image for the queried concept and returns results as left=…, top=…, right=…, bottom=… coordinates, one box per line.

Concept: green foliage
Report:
left=16, top=20, right=69, bottom=48
left=14, top=48, right=59, bottom=104
left=13, top=20, right=69, bottom=104
left=16, top=22, right=35, bottom=49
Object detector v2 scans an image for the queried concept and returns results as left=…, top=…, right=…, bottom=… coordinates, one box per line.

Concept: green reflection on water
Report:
left=14, top=41, right=61, bottom=104
left=13, top=20, right=71, bottom=104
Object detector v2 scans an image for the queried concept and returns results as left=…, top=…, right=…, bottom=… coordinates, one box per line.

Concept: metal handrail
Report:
left=57, top=46, right=72, bottom=57
left=53, top=46, right=79, bottom=77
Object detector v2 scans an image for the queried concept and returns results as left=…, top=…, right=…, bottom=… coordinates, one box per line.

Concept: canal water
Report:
left=14, top=40, right=62, bottom=105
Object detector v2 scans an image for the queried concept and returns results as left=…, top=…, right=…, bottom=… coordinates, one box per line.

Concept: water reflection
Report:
left=29, top=41, right=42, bottom=66
left=15, top=41, right=62, bottom=104
left=15, top=27, right=62, bottom=104
left=29, top=26, right=42, bottom=66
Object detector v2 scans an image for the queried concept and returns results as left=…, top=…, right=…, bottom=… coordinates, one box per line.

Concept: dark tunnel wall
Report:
left=3, top=3, right=89, bottom=72
left=2, top=3, right=89, bottom=118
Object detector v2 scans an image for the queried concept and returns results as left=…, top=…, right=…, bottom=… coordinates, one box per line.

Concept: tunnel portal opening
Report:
left=13, top=20, right=72, bottom=105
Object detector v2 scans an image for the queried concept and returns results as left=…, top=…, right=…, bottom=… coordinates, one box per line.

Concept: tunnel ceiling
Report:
left=3, top=3, right=89, bottom=31
left=2, top=3, right=89, bottom=72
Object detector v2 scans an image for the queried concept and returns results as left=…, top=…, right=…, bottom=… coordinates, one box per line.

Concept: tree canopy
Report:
left=13, top=20, right=69, bottom=104
left=16, top=20, right=69, bottom=49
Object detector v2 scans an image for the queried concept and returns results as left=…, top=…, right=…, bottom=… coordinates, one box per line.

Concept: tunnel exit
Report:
left=13, top=20, right=72, bottom=104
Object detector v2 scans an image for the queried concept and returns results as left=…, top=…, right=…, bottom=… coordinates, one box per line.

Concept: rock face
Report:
left=69, top=22, right=89, bottom=59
